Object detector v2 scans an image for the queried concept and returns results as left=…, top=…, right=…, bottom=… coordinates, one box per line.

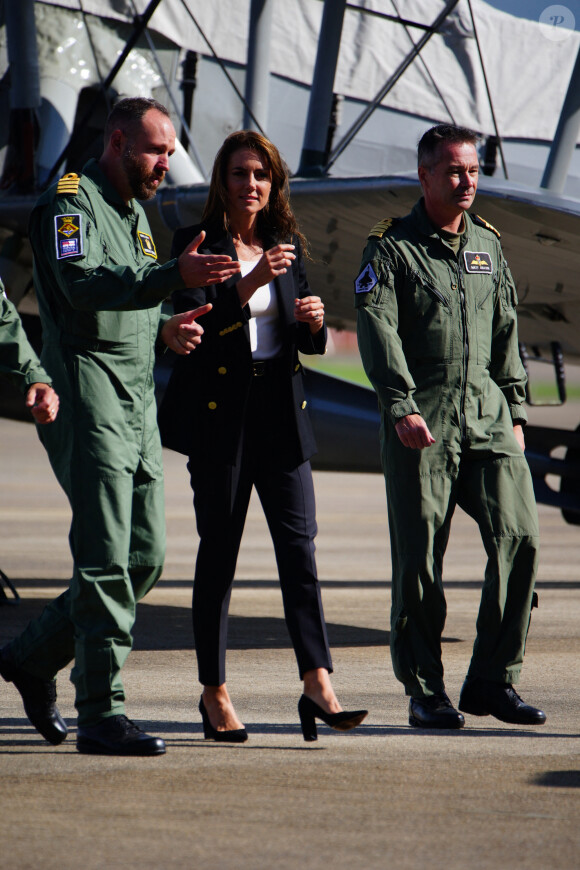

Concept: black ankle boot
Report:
left=0, top=646, right=67, bottom=745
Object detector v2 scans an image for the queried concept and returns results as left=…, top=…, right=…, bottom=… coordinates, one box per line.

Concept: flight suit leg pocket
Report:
left=390, top=609, right=417, bottom=693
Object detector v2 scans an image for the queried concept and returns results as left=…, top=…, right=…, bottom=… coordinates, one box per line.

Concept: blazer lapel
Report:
left=274, top=267, right=296, bottom=327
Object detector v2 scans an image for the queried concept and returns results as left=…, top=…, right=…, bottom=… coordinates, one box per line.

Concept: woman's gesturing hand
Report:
left=295, top=295, right=325, bottom=334
left=236, top=244, right=296, bottom=306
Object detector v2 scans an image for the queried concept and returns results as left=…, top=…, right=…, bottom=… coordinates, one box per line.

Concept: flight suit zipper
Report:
left=456, top=262, right=469, bottom=441
left=426, top=283, right=449, bottom=308
left=412, top=270, right=450, bottom=309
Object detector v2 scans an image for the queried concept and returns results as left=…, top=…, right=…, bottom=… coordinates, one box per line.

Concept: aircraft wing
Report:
left=5, top=170, right=580, bottom=369
left=153, top=174, right=580, bottom=362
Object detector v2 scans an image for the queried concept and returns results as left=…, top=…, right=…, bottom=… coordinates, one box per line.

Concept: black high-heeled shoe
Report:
left=298, top=694, right=368, bottom=742
left=199, top=696, right=248, bottom=743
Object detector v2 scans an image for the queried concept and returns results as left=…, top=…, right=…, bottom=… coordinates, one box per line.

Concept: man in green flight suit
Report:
left=0, top=97, right=240, bottom=755
left=356, top=124, right=546, bottom=729
left=0, top=277, right=59, bottom=424
left=0, top=279, right=59, bottom=601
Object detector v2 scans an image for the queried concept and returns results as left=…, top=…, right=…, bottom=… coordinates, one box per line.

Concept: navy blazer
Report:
left=157, top=222, right=327, bottom=465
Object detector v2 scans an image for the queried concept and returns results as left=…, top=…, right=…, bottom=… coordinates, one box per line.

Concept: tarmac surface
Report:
left=1, top=407, right=579, bottom=870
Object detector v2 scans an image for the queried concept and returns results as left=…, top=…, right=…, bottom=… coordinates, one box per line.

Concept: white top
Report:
left=239, top=259, right=283, bottom=360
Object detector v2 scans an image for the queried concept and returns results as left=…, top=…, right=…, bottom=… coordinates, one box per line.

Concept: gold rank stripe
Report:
left=368, top=217, right=394, bottom=239
left=56, top=173, right=81, bottom=195
left=472, top=214, right=501, bottom=238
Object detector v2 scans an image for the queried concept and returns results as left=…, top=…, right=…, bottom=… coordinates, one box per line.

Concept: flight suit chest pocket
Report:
left=97, top=217, right=140, bottom=267
left=399, top=270, right=454, bottom=363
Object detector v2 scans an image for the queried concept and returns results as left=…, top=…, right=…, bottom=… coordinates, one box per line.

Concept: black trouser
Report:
left=188, top=368, right=332, bottom=685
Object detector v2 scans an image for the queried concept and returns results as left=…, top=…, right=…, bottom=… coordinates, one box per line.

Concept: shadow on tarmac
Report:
left=0, top=594, right=463, bottom=650
left=133, top=607, right=394, bottom=649
left=2, top=717, right=577, bottom=751
left=132, top=606, right=463, bottom=650
left=532, top=770, right=580, bottom=787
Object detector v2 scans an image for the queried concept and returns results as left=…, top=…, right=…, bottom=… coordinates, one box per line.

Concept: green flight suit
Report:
left=8, top=159, right=186, bottom=725
left=0, top=279, right=51, bottom=391
left=356, top=199, right=539, bottom=699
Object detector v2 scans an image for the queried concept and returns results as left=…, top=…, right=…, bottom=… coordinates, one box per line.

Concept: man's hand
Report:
left=178, top=231, right=241, bottom=287
left=26, top=383, right=59, bottom=424
left=395, top=413, right=436, bottom=449
left=513, top=423, right=525, bottom=451
left=161, top=303, right=212, bottom=355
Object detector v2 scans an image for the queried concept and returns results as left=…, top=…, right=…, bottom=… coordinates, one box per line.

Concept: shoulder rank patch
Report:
left=463, top=250, right=493, bottom=274
left=368, top=217, right=397, bottom=239
left=56, top=173, right=81, bottom=196
left=471, top=214, right=501, bottom=238
left=137, top=231, right=157, bottom=259
left=55, top=214, right=83, bottom=259
left=355, top=263, right=378, bottom=294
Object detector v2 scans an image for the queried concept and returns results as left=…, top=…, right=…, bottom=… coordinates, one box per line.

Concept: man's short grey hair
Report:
left=417, top=124, right=479, bottom=170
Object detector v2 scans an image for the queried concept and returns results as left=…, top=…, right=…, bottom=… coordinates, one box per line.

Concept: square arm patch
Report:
left=138, top=231, right=157, bottom=258
left=55, top=214, right=83, bottom=259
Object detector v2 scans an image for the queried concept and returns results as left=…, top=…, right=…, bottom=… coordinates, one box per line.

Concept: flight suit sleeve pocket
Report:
left=500, top=260, right=518, bottom=310
left=354, top=255, right=393, bottom=309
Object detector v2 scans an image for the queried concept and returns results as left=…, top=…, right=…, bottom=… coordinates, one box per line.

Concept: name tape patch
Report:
left=55, top=214, right=83, bottom=260
left=138, top=231, right=157, bottom=259
left=463, top=250, right=493, bottom=274
left=355, top=263, right=378, bottom=294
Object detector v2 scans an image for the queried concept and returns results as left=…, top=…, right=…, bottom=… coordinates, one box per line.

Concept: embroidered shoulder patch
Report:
left=355, top=263, right=378, bottom=294
left=137, top=231, right=157, bottom=259
left=55, top=214, right=83, bottom=259
left=471, top=214, right=501, bottom=238
left=368, top=217, right=397, bottom=239
left=56, top=173, right=81, bottom=196
left=463, top=251, right=493, bottom=274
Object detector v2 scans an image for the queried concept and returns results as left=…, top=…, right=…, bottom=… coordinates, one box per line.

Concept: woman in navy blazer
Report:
left=159, top=131, right=367, bottom=742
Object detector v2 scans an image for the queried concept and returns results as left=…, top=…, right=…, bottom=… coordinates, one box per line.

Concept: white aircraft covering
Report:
left=32, top=0, right=580, bottom=146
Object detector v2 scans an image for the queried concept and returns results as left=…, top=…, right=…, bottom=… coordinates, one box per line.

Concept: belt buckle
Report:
left=252, top=361, right=266, bottom=377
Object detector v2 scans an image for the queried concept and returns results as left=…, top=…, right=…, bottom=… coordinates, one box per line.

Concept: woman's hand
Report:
left=295, top=295, right=325, bottom=334
left=236, top=244, right=296, bottom=306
